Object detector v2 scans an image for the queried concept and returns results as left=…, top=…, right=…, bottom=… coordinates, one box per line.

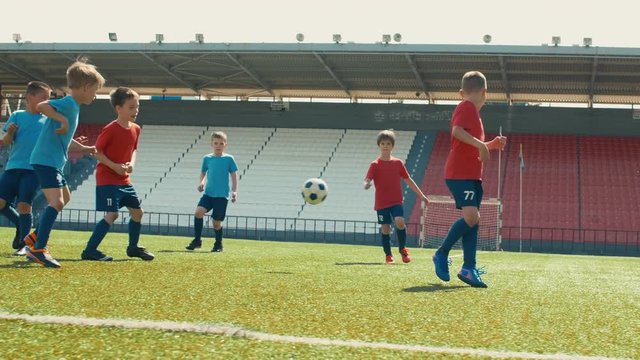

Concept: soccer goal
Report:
left=419, top=195, right=502, bottom=251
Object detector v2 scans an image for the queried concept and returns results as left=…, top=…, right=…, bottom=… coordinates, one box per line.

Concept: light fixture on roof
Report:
left=108, top=32, right=117, bottom=42
left=483, top=34, right=492, bottom=44
left=12, top=33, right=21, bottom=43
left=333, top=34, right=342, bottom=44
left=393, top=33, right=402, bottom=42
left=195, top=33, right=204, bottom=44
left=296, top=33, right=304, bottom=42
left=552, top=36, right=561, bottom=46
left=382, top=34, right=391, bottom=44
left=155, top=33, right=164, bottom=44
left=583, top=37, right=592, bottom=47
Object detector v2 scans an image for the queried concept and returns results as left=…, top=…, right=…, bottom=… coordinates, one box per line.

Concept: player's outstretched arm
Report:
left=69, top=139, right=97, bottom=155
left=404, top=177, right=428, bottom=204
left=1, top=123, right=17, bottom=146
left=452, top=125, right=490, bottom=161
left=36, top=101, right=69, bottom=135
left=487, top=136, right=507, bottom=151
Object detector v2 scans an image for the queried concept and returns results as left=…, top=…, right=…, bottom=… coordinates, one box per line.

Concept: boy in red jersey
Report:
left=432, top=71, right=506, bottom=288
left=81, top=87, right=154, bottom=261
left=364, top=130, right=428, bottom=264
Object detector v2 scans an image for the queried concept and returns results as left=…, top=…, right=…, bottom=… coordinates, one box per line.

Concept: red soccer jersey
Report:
left=95, top=120, right=141, bottom=186
left=365, top=157, right=410, bottom=210
left=444, top=100, right=485, bottom=180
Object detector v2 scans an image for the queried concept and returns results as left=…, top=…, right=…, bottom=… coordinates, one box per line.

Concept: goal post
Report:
left=419, top=195, right=502, bottom=251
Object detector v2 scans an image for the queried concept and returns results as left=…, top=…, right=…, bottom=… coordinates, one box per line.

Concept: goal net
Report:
left=419, top=195, right=502, bottom=251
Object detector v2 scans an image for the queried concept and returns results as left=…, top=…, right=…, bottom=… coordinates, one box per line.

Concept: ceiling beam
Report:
left=0, top=57, right=64, bottom=92
left=139, top=52, right=201, bottom=95
left=404, top=54, right=432, bottom=102
left=58, top=53, right=126, bottom=88
left=172, top=53, right=210, bottom=70
left=313, top=53, right=351, bottom=98
left=588, top=57, right=599, bottom=107
left=498, top=56, right=511, bottom=104
left=225, top=53, right=274, bottom=96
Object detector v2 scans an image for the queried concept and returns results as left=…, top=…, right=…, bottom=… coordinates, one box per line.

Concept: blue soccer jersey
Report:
left=30, top=95, right=80, bottom=171
left=201, top=154, right=238, bottom=199
left=2, top=111, right=46, bottom=170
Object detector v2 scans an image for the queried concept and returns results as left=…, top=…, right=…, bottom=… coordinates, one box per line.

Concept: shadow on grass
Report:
left=0, top=261, right=37, bottom=269
left=156, top=250, right=211, bottom=254
left=56, top=258, right=136, bottom=263
left=403, top=283, right=468, bottom=293
left=334, top=262, right=386, bottom=266
left=266, top=271, right=294, bottom=275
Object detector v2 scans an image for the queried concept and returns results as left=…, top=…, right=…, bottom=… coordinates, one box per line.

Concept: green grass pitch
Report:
left=0, top=228, right=638, bottom=359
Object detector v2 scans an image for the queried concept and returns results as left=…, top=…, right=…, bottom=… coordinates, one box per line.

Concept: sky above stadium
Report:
left=3, top=0, right=638, bottom=47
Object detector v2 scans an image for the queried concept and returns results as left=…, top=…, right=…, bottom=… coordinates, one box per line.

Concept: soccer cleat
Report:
left=25, top=247, right=61, bottom=268
left=385, top=255, right=396, bottom=264
left=211, top=242, right=223, bottom=253
left=400, top=247, right=411, bottom=263
left=432, top=252, right=451, bottom=281
left=457, top=266, right=488, bottom=288
left=13, top=246, right=28, bottom=256
left=12, top=231, right=21, bottom=250
left=127, top=246, right=155, bottom=261
left=81, top=250, right=113, bottom=261
left=185, top=239, right=202, bottom=251
left=23, top=231, right=37, bottom=248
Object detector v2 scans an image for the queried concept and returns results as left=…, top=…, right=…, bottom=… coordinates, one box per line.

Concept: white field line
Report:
left=0, top=311, right=624, bottom=360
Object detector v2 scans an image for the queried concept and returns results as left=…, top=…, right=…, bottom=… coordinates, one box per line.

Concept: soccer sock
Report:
left=35, top=206, right=59, bottom=249
left=128, top=219, right=141, bottom=249
left=86, top=219, right=111, bottom=252
left=214, top=227, right=223, bottom=243
left=396, top=228, right=407, bottom=250
left=194, top=217, right=204, bottom=242
left=437, top=217, right=471, bottom=257
left=1, top=205, right=19, bottom=228
left=18, top=213, right=32, bottom=245
left=461, top=224, right=479, bottom=269
left=381, top=233, right=392, bottom=256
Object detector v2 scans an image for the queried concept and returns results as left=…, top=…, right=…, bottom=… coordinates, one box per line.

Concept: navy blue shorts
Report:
left=32, top=164, right=67, bottom=189
left=376, top=204, right=404, bottom=225
left=446, top=179, right=483, bottom=209
left=197, top=195, right=228, bottom=221
left=0, top=169, right=40, bottom=205
left=96, top=185, right=142, bottom=212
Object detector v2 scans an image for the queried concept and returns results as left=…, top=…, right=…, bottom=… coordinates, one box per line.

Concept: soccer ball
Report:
left=301, top=178, right=328, bottom=205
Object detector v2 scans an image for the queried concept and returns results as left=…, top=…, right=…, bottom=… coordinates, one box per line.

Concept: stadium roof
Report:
left=2, top=42, right=640, bottom=104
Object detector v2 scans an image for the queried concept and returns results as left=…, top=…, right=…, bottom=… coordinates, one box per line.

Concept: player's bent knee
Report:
left=104, top=212, right=119, bottom=224
left=0, top=198, right=6, bottom=209
left=130, top=208, right=144, bottom=221
left=17, top=203, right=32, bottom=214
left=394, top=217, right=406, bottom=229
left=380, top=224, right=392, bottom=234
left=195, top=207, right=207, bottom=218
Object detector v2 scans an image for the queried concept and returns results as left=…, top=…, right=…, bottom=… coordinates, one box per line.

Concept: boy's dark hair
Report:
left=66, top=60, right=106, bottom=89
left=461, top=71, right=487, bottom=93
left=110, top=87, right=139, bottom=108
left=377, top=129, right=396, bottom=146
left=26, top=81, right=51, bottom=96
left=211, top=131, right=228, bottom=142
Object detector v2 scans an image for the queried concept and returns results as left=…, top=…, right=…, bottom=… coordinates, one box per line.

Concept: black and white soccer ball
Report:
left=301, top=178, right=328, bottom=205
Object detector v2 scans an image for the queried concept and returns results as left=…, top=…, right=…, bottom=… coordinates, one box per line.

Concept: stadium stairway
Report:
left=402, top=130, right=436, bottom=229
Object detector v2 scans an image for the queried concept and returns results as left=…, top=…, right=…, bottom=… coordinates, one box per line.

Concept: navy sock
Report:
left=194, top=217, right=204, bottom=242
left=86, top=219, right=111, bottom=252
left=381, top=233, right=392, bottom=256
left=214, top=227, right=223, bottom=243
left=18, top=213, right=32, bottom=245
left=128, top=220, right=141, bottom=248
left=462, top=224, right=479, bottom=269
left=35, top=206, right=59, bottom=249
left=396, top=228, right=407, bottom=250
left=1, top=205, right=19, bottom=228
left=437, top=217, right=471, bottom=257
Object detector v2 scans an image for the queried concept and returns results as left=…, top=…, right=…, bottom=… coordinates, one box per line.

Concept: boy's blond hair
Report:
left=211, top=131, right=228, bottom=142
left=377, top=129, right=396, bottom=146
left=66, top=60, right=106, bottom=89
left=461, top=71, right=487, bottom=93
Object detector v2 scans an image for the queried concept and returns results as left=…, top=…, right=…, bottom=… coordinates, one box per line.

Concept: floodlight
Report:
left=155, top=33, right=164, bottom=44
left=12, top=33, right=21, bottom=43
left=393, top=33, right=402, bottom=42
left=195, top=33, right=204, bottom=44
left=552, top=36, right=561, bottom=46
left=108, top=33, right=117, bottom=42
left=382, top=34, right=391, bottom=44
left=296, top=33, right=304, bottom=42
left=583, top=37, right=592, bottom=47
left=333, top=34, right=342, bottom=43
left=483, top=34, right=492, bottom=44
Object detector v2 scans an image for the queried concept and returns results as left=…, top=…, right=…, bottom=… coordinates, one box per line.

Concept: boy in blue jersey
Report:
left=0, top=81, right=51, bottom=255
left=24, top=61, right=104, bottom=268
left=186, top=131, right=238, bottom=252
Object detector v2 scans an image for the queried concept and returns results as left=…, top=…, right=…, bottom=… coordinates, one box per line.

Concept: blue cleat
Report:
left=26, top=247, right=61, bottom=268
left=432, top=252, right=451, bottom=281
left=457, top=266, right=488, bottom=288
